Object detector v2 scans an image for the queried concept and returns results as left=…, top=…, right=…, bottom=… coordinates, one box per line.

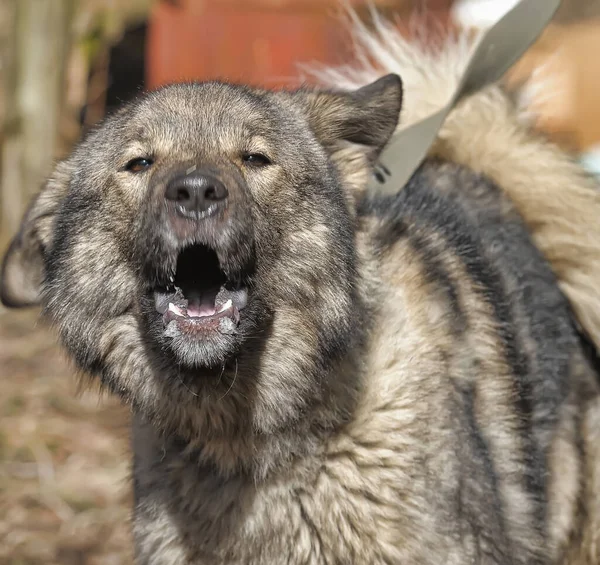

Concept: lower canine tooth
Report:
left=168, top=303, right=185, bottom=316
left=218, top=299, right=233, bottom=313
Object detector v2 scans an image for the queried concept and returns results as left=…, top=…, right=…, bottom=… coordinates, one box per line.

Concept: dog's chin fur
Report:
left=312, top=15, right=600, bottom=352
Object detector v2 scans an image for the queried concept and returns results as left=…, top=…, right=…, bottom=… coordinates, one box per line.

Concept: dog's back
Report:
left=313, top=23, right=600, bottom=562
left=353, top=159, right=600, bottom=564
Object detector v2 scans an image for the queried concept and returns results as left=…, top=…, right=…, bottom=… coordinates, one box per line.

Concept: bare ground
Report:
left=0, top=306, right=133, bottom=565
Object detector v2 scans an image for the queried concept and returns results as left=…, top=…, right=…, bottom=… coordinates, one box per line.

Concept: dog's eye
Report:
left=242, top=153, right=272, bottom=167
left=125, top=157, right=154, bottom=173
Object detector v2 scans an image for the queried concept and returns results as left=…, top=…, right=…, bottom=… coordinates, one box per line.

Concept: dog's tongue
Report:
left=186, top=288, right=218, bottom=318
left=187, top=301, right=216, bottom=317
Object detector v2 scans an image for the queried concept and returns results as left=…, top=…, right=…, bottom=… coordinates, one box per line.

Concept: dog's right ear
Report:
left=1, top=160, right=72, bottom=308
left=294, top=74, right=403, bottom=161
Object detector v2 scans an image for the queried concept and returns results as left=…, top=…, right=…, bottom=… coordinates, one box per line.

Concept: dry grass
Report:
left=0, top=306, right=133, bottom=565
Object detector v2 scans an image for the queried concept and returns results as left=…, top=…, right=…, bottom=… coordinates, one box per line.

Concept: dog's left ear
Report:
left=296, top=73, right=402, bottom=161
left=294, top=74, right=402, bottom=202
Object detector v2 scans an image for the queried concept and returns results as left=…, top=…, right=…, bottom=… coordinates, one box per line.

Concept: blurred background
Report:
left=1, top=0, right=600, bottom=563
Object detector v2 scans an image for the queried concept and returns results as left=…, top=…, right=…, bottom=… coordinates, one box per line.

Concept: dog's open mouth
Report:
left=153, top=244, right=248, bottom=335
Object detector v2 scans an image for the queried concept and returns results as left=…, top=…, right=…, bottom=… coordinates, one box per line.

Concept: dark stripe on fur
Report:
left=373, top=215, right=467, bottom=335
left=454, top=379, right=512, bottom=561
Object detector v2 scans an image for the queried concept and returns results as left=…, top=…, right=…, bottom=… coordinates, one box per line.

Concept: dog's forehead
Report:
left=131, top=83, right=279, bottom=145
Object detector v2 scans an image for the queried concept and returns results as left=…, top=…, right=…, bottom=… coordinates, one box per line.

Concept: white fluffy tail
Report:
left=313, top=14, right=600, bottom=349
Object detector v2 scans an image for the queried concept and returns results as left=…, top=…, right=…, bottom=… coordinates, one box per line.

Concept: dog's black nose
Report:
left=165, top=172, right=228, bottom=215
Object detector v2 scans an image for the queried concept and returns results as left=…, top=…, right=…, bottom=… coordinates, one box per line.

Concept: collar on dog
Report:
left=370, top=0, right=561, bottom=194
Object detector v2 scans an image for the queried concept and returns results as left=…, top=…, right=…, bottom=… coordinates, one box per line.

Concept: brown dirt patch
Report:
left=0, top=306, right=133, bottom=565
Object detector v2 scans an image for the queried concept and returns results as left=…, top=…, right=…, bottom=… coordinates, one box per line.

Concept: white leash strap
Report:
left=370, top=0, right=561, bottom=194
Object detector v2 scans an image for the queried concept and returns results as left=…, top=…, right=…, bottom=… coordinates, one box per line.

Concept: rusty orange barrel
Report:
left=146, top=0, right=453, bottom=90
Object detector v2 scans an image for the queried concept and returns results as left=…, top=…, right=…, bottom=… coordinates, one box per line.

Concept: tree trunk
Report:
left=1, top=0, right=73, bottom=236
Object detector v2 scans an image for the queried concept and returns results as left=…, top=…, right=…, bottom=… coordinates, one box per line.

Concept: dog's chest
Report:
left=132, top=433, right=441, bottom=565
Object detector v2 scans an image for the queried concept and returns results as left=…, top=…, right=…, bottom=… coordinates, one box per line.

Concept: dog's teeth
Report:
left=218, top=299, right=233, bottom=313
left=168, top=303, right=185, bottom=316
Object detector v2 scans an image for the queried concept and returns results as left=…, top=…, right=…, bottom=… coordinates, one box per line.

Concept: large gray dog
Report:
left=2, top=21, right=600, bottom=565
